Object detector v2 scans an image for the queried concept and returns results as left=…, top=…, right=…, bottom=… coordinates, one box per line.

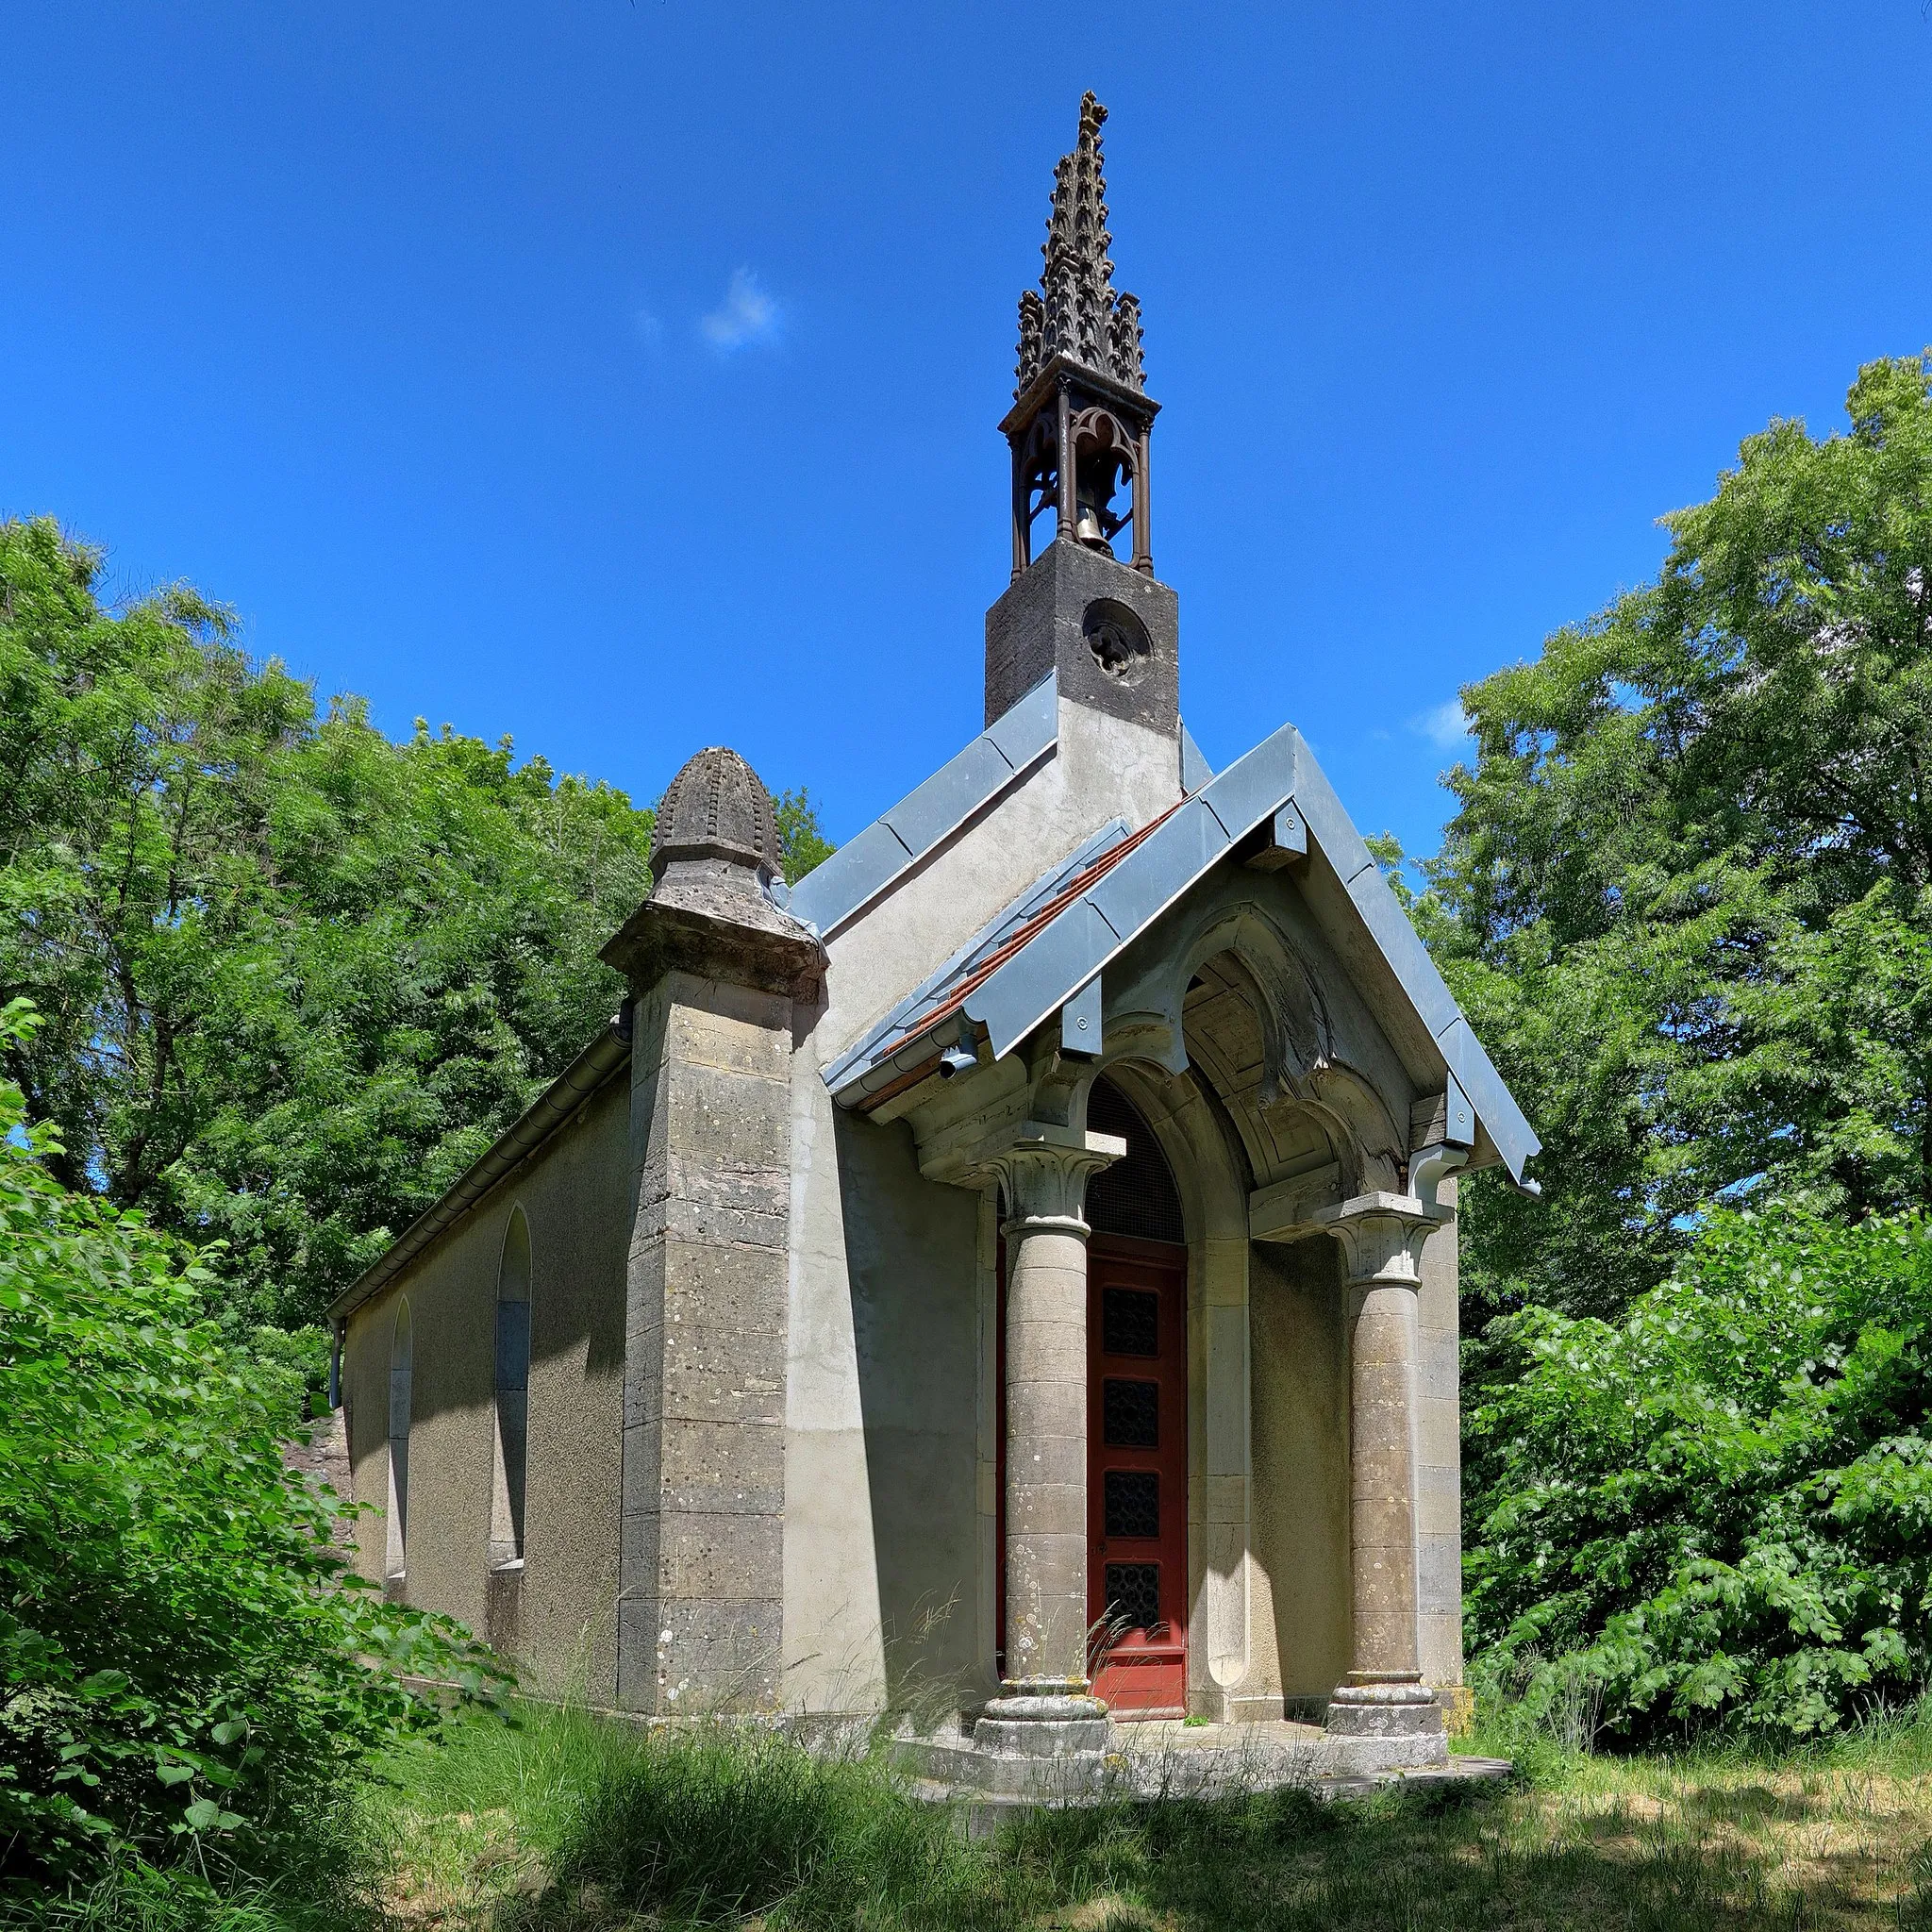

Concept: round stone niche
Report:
left=1082, top=598, right=1152, bottom=681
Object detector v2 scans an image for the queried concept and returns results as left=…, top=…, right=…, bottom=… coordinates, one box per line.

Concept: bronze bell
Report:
left=1074, top=480, right=1111, bottom=552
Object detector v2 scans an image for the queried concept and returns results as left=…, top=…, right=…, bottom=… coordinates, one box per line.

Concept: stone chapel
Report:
left=331, top=93, right=1539, bottom=1790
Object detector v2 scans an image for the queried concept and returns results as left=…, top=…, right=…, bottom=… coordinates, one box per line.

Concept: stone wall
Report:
left=341, top=1072, right=630, bottom=1703
left=1249, top=1235, right=1352, bottom=1707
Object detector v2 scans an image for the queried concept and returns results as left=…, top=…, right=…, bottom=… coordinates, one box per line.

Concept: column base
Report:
left=973, top=1677, right=1111, bottom=1762
left=1324, top=1677, right=1446, bottom=1766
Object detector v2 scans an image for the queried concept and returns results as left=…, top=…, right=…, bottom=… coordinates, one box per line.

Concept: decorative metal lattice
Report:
left=1105, top=1469, right=1160, bottom=1541
left=1086, top=1077, right=1186, bottom=1244
left=1103, top=1377, right=1159, bottom=1448
left=1104, top=1562, right=1162, bottom=1633
left=1102, top=1287, right=1159, bottom=1358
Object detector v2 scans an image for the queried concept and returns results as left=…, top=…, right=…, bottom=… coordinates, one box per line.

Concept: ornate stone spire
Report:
left=1014, top=92, right=1146, bottom=398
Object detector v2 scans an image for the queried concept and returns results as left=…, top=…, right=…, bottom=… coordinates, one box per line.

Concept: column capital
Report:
left=991, top=1122, right=1126, bottom=1234
left=1313, top=1191, right=1449, bottom=1289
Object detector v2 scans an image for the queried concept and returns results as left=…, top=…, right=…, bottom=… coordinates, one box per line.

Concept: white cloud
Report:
left=1409, top=698, right=1472, bottom=750
left=699, top=268, right=782, bottom=352
left=635, top=308, right=664, bottom=348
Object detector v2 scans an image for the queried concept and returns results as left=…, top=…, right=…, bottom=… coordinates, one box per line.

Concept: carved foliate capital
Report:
left=990, top=1121, right=1126, bottom=1233
left=1312, top=1191, right=1449, bottom=1289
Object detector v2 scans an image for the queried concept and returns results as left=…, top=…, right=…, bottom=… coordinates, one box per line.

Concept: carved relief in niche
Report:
left=1083, top=598, right=1151, bottom=681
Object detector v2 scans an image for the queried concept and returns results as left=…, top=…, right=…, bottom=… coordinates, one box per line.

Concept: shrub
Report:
left=1467, top=1204, right=1932, bottom=1738
left=0, top=999, right=504, bottom=1883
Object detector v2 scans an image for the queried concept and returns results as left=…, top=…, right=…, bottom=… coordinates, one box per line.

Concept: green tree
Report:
left=1420, top=354, right=1932, bottom=1324
left=0, top=517, right=833, bottom=1327
left=0, top=1000, right=501, bottom=1879
left=1468, top=1205, right=1932, bottom=1738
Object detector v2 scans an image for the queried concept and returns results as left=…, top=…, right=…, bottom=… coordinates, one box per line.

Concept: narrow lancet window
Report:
left=386, top=1298, right=412, bottom=1583
left=490, top=1208, right=532, bottom=1570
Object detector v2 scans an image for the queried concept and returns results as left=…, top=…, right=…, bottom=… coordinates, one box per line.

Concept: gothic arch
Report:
left=1105, top=894, right=1407, bottom=1199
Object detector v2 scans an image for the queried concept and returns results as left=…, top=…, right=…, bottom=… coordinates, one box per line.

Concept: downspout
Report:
left=328, top=1318, right=344, bottom=1411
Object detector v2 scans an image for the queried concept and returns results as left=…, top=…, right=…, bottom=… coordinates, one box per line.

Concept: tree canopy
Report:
left=0, top=1000, right=501, bottom=1879
left=1418, top=354, right=1932, bottom=1324
left=0, top=517, right=828, bottom=1329
left=1415, top=353, right=1932, bottom=1734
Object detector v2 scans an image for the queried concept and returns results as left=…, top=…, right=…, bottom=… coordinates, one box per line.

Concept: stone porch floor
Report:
left=894, top=1715, right=1511, bottom=1824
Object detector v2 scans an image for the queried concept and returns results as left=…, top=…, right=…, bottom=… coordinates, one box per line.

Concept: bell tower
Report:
left=986, top=93, right=1178, bottom=736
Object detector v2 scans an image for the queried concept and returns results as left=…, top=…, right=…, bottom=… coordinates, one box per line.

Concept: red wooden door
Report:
left=1087, top=1234, right=1188, bottom=1716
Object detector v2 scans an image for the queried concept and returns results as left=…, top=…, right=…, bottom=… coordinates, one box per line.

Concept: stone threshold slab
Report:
left=903, top=1749, right=1513, bottom=1838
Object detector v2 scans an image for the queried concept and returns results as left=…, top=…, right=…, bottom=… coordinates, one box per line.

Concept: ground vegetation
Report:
left=0, top=1001, right=503, bottom=1893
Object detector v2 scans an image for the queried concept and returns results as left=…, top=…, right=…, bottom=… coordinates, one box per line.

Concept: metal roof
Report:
left=784, top=674, right=1059, bottom=938
left=783, top=670, right=1216, bottom=941
left=822, top=720, right=1540, bottom=1185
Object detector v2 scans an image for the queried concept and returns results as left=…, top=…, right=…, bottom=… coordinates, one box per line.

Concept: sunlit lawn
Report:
left=354, top=1699, right=1932, bottom=1931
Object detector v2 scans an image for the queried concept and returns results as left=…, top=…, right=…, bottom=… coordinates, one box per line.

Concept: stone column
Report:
left=1315, top=1192, right=1450, bottom=1767
left=975, top=1122, right=1121, bottom=1757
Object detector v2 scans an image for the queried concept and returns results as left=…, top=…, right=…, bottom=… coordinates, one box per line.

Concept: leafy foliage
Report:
left=0, top=517, right=831, bottom=1328
left=1468, top=1206, right=1932, bottom=1737
left=0, top=999, right=504, bottom=1880
left=1417, top=355, right=1932, bottom=1324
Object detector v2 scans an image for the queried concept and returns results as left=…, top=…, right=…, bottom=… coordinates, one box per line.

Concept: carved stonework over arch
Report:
left=1105, top=891, right=1410, bottom=1203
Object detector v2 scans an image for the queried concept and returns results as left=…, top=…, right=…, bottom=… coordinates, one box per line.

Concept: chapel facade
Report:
left=332, top=95, right=1538, bottom=1787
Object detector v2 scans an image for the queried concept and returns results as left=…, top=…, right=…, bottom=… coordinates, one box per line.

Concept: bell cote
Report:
left=986, top=93, right=1178, bottom=737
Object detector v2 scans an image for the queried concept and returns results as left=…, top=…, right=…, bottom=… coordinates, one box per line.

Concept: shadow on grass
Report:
left=437, top=1707, right=1932, bottom=1932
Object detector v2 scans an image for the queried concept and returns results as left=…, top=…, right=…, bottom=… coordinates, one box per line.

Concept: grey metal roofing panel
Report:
left=963, top=895, right=1125, bottom=1059
left=788, top=674, right=1058, bottom=937
left=789, top=819, right=912, bottom=934
left=1280, top=751, right=1375, bottom=888
left=814, top=697, right=1541, bottom=1188
left=962, top=738, right=1302, bottom=1058
left=882, top=734, right=1021, bottom=858
left=1436, top=1016, right=1540, bottom=1186
left=1191, top=723, right=1302, bottom=843
left=1082, top=797, right=1227, bottom=948
left=820, top=816, right=1131, bottom=1098
left=1180, top=721, right=1213, bottom=794
left=1344, top=865, right=1463, bottom=1043
left=984, top=672, right=1058, bottom=768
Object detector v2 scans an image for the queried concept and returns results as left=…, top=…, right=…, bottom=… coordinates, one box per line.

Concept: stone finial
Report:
left=650, top=745, right=783, bottom=884
left=601, top=745, right=824, bottom=999
left=1013, top=92, right=1146, bottom=398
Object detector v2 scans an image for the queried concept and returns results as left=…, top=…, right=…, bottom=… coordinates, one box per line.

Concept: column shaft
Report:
left=1346, top=1280, right=1423, bottom=1686
left=1314, top=1193, right=1447, bottom=1757
left=1003, top=1215, right=1091, bottom=1688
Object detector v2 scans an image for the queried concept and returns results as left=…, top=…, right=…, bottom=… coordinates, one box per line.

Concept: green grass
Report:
left=16, top=1699, right=1932, bottom=1929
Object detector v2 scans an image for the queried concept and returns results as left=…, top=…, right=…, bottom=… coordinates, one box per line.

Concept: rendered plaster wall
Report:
left=341, top=1074, right=631, bottom=1704
left=1248, top=1235, right=1351, bottom=1707
left=811, top=698, right=1182, bottom=1068
left=783, top=1077, right=984, bottom=1712
left=1414, top=1189, right=1463, bottom=1690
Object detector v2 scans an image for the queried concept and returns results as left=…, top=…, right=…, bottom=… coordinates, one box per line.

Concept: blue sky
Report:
left=6, top=3, right=1931, bottom=861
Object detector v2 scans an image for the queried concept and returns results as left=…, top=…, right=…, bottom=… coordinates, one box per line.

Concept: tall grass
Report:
left=18, top=1693, right=1932, bottom=1928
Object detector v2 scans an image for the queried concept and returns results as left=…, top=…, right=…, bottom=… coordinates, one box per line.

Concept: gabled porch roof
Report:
left=821, top=721, right=1540, bottom=1187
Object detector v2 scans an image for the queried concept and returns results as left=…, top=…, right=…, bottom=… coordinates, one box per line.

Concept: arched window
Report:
left=490, top=1208, right=531, bottom=1571
left=1086, top=1075, right=1185, bottom=1243
left=386, top=1298, right=412, bottom=1583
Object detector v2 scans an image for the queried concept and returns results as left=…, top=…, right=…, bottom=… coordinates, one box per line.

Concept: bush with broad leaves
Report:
left=1468, top=1204, right=1932, bottom=1739
left=0, top=999, right=506, bottom=1881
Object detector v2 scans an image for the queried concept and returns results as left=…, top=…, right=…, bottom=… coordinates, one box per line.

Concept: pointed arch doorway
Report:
left=998, top=1074, right=1191, bottom=1718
